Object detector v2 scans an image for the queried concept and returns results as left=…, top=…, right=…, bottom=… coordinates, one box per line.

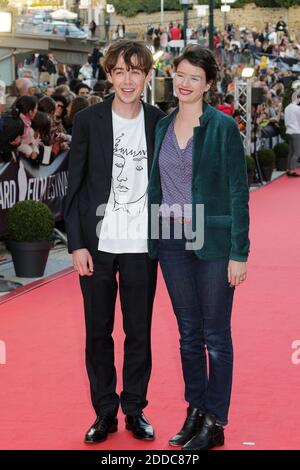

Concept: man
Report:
left=15, top=78, right=35, bottom=97
left=46, top=53, right=58, bottom=88
left=45, top=86, right=55, bottom=97
left=276, top=16, right=287, bottom=34
left=74, top=82, right=91, bottom=97
left=216, top=94, right=234, bottom=116
left=64, top=40, right=164, bottom=444
left=284, top=89, right=300, bottom=177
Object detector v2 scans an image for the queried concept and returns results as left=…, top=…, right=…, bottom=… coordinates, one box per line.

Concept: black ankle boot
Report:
left=169, top=407, right=204, bottom=447
left=182, top=413, right=224, bottom=451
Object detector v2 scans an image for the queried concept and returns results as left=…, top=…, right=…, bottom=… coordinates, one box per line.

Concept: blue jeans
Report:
left=158, top=220, right=235, bottom=425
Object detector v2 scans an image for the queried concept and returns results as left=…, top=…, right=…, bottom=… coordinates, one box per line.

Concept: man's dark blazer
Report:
left=64, top=95, right=164, bottom=256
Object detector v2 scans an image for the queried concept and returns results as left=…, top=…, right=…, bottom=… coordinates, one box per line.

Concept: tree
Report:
left=276, top=0, right=299, bottom=7
left=111, top=0, right=300, bottom=16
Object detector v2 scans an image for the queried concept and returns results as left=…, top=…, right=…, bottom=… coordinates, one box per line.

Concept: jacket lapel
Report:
left=192, top=102, right=215, bottom=183
left=96, top=96, right=114, bottom=182
left=147, top=110, right=175, bottom=200
left=143, top=102, right=154, bottom=178
left=148, top=102, right=216, bottom=196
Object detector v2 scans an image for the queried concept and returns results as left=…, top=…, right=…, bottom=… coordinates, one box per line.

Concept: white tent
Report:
left=50, top=9, right=78, bottom=21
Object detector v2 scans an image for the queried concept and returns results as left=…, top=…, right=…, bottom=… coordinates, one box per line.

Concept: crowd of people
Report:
left=145, top=18, right=300, bottom=63
left=0, top=18, right=299, bottom=171
left=0, top=59, right=113, bottom=165
left=142, top=19, right=300, bottom=154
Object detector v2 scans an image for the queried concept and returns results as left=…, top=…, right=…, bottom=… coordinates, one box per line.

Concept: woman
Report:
left=148, top=45, right=250, bottom=450
left=50, top=94, right=70, bottom=154
left=31, top=111, right=53, bottom=164
left=12, top=96, right=38, bottom=159
left=65, top=96, right=89, bottom=134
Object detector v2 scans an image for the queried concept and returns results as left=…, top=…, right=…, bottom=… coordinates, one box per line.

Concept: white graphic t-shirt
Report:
left=98, top=107, right=149, bottom=253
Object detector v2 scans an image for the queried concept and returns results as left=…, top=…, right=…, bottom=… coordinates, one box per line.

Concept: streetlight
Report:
left=179, top=0, right=190, bottom=47
left=221, top=0, right=236, bottom=30
left=221, top=5, right=230, bottom=30
left=208, top=0, right=214, bottom=51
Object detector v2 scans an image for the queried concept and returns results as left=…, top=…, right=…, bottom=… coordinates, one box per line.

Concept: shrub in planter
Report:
left=246, top=155, right=255, bottom=186
left=273, top=142, right=289, bottom=171
left=7, top=200, right=55, bottom=278
left=257, top=148, right=275, bottom=182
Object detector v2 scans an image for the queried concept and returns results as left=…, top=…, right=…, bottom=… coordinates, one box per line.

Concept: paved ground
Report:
left=0, top=241, right=72, bottom=296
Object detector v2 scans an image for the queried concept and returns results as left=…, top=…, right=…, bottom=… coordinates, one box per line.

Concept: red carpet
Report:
left=0, top=174, right=300, bottom=450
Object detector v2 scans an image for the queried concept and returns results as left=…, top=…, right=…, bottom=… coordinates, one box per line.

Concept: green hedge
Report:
left=257, top=148, right=276, bottom=166
left=111, top=0, right=300, bottom=17
left=8, top=200, right=55, bottom=242
left=246, top=155, right=255, bottom=172
left=273, top=143, right=289, bottom=159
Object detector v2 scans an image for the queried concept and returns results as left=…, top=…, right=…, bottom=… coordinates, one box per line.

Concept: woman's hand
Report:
left=228, top=260, right=247, bottom=287
left=60, top=142, right=70, bottom=151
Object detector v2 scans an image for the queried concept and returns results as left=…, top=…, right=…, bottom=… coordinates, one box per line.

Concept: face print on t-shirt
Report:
left=112, top=132, right=148, bottom=210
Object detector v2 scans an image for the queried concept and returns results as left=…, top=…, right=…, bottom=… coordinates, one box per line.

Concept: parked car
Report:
left=32, top=13, right=48, bottom=24
left=35, top=21, right=87, bottom=39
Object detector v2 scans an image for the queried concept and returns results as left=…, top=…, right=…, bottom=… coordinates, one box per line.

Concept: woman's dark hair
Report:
left=38, top=96, right=56, bottom=115
left=69, top=96, right=89, bottom=122
left=93, top=80, right=106, bottom=98
left=31, top=111, right=52, bottom=144
left=0, top=115, right=24, bottom=161
left=209, top=93, right=221, bottom=107
left=69, top=78, right=82, bottom=93
left=51, top=94, right=68, bottom=118
left=56, top=75, right=68, bottom=86
left=103, top=39, right=153, bottom=76
left=51, top=93, right=68, bottom=107
left=12, top=95, right=38, bottom=117
left=173, top=45, right=219, bottom=85
left=224, top=94, right=234, bottom=104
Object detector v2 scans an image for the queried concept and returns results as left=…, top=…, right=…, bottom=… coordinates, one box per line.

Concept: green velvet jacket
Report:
left=147, top=102, right=250, bottom=262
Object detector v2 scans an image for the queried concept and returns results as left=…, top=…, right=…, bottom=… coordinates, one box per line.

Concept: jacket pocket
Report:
left=206, top=215, right=232, bottom=227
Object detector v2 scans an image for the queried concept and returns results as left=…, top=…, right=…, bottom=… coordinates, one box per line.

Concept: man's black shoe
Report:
left=182, top=413, right=224, bottom=451
left=84, top=415, right=118, bottom=444
left=286, top=171, right=300, bottom=177
left=169, top=407, right=204, bottom=447
left=125, top=413, right=155, bottom=440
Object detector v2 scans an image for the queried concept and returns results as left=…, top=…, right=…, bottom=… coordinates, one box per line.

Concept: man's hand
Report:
left=72, top=248, right=94, bottom=277
left=228, top=260, right=247, bottom=288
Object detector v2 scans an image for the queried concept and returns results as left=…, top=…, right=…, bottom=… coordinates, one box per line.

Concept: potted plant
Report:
left=257, top=148, right=276, bottom=182
left=273, top=142, right=289, bottom=171
left=246, top=155, right=255, bottom=187
left=7, top=200, right=54, bottom=278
